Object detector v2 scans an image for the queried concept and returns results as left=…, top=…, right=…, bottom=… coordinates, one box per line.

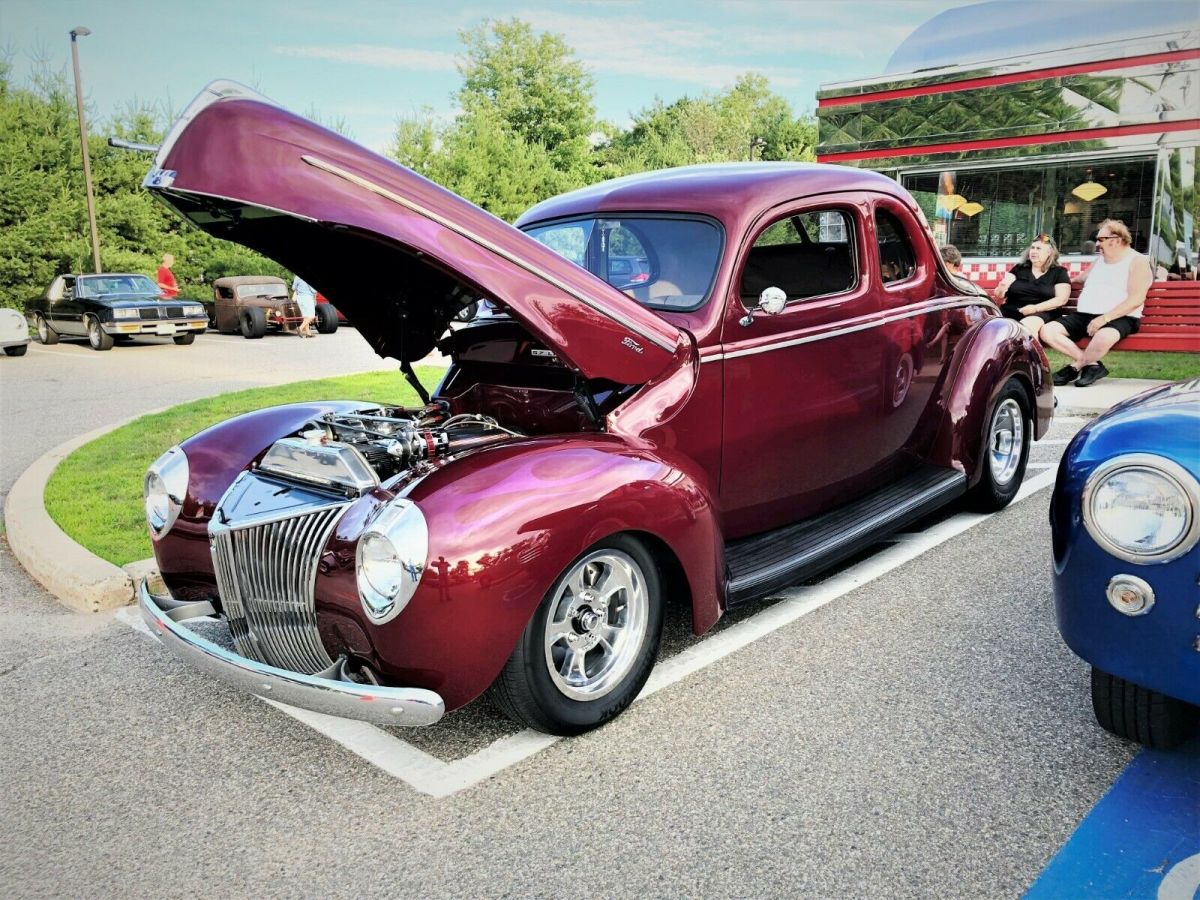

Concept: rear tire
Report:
left=489, top=534, right=664, bottom=736
left=173, top=332, right=196, bottom=345
left=86, top=316, right=113, bottom=351
left=967, top=378, right=1029, bottom=511
left=315, top=304, right=339, bottom=334
left=36, top=314, right=59, bottom=345
left=1091, top=668, right=1197, bottom=749
left=240, top=306, right=267, bottom=339
left=4, top=344, right=28, bottom=357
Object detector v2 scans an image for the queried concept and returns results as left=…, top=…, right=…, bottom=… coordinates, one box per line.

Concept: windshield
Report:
left=235, top=283, right=287, bottom=299
left=77, top=274, right=159, bottom=298
left=522, top=216, right=722, bottom=312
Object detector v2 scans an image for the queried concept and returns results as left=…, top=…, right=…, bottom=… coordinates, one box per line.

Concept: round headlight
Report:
left=144, top=446, right=189, bottom=539
left=356, top=500, right=428, bottom=623
left=1082, top=454, right=1200, bottom=564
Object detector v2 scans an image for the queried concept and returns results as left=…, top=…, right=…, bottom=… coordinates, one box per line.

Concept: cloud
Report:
left=272, top=44, right=458, bottom=71
left=508, top=6, right=915, bottom=89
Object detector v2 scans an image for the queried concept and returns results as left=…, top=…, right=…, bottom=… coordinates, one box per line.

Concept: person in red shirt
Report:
left=156, top=253, right=179, bottom=299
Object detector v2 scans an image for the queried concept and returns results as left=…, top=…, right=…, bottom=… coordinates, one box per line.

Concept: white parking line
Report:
left=116, top=466, right=1059, bottom=797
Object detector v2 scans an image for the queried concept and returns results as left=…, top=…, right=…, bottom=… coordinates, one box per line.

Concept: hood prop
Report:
left=400, top=359, right=430, bottom=405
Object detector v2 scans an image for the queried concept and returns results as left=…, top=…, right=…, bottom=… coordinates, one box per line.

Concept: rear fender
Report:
left=928, top=317, right=1051, bottom=485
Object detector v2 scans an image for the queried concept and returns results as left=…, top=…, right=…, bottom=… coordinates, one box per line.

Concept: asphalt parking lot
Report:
left=1, top=328, right=1196, bottom=898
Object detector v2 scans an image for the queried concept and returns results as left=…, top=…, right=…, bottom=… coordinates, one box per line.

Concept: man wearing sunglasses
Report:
left=1039, top=219, right=1152, bottom=387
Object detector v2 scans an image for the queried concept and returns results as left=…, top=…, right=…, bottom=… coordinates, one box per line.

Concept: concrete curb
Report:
left=5, top=419, right=152, bottom=612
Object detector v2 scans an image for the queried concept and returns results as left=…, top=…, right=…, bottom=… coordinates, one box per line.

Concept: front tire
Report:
left=36, top=314, right=59, bottom=345
left=4, top=344, right=28, bottom=357
left=240, top=306, right=267, bottom=339
left=173, top=332, right=196, bottom=345
left=490, top=535, right=664, bottom=735
left=86, top=316, right=113, bottom=351
left=966, top=378, right=1029, bottom=511
left=1091, top=668, right=1197, bottom=749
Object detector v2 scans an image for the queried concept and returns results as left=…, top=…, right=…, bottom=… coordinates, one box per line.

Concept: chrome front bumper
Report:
left=105, top=318, right=207, bottom=335
left=138, top=580, right=445, bottom=726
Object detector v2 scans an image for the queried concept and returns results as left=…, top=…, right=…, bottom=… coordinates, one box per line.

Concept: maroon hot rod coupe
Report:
left=140, top=82, right=1051, bottom=735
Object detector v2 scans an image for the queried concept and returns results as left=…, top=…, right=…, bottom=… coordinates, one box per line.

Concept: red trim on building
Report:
left=818, top=48, right=1200, bottom=109
left=817, top=119, right=1200, bottom=164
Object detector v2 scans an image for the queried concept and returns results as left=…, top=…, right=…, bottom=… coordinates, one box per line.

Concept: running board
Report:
left=725, top=464, right=967, bottom=607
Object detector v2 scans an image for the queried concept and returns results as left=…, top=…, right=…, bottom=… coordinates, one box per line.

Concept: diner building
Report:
left=816, top=1, right=1199, bottom=288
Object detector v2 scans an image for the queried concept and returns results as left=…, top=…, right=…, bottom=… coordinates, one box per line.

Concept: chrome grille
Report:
left=210, top=502, right=346, bottom=674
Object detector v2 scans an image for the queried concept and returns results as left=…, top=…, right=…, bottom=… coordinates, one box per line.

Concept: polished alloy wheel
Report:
left=87, top=319, right=101, bottom=348
left=543, top=549, right=649, bottom=701
left=37, top=316, right=48, bottom=342
left=988, top=397, right=1024, bottom=486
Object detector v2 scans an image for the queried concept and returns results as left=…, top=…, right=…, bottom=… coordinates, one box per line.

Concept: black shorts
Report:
left=1056, top=312, right=1141, bottom=342
left=1000, top=303, right=1060, bottom=322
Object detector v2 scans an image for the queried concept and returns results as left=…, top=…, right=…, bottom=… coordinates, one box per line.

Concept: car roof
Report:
left=516, top=162, right=910, bottom=229
left=213, top=276, right=288, bottom=287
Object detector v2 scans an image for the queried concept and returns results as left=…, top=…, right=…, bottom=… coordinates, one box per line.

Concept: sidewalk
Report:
left=1052, top=377, right=1167, bottom=417
left=4, top=377, right=1172, bottom=612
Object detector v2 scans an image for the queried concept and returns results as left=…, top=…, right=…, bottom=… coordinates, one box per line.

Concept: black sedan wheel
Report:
left=240, top=307, right=267, bottom=339
left=86, top=316, right=114, bottom=351
left=173, top=332, right=196, bottom=345
left=1091, top=668, right=1197, bottom=748
left=490, top=534, right=664, bottom=735
left=36, top=314, right=59, bottom=345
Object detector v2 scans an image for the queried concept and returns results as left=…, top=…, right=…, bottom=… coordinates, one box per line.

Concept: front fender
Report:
left=153, top=400, right=370, bottom=601
left=314, top=434, right=723, bottom=711
left=928, top=316, right=1051, bottom=485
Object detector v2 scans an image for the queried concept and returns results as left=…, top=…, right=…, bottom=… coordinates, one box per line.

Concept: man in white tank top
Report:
left=1039, top=218, right=1153, bottom=387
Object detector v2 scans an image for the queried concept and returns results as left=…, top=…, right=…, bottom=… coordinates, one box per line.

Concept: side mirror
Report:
left=739, top=286, right=787, bottom=327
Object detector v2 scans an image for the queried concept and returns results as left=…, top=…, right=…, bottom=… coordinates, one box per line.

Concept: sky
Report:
left=2, top=0, right=987, bottom=152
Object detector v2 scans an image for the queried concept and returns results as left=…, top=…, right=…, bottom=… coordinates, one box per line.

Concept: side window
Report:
left=876, top=210, right=916, bottom=283
left=218, top=287, right=234, bottom=300
left=740, top=209, right=856, bottom=303
left=601, top=223, right=652, bottom=288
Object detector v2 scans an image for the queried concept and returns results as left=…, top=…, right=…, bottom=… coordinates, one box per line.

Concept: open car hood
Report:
left=145, top=82, right=685, bottom=383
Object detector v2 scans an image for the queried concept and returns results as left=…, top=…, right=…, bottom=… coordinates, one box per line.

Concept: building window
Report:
left=902, top=157, right=1156, bottom=256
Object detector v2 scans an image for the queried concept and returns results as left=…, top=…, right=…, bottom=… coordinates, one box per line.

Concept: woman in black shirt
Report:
left=993, top=233, right=1072, bottom=338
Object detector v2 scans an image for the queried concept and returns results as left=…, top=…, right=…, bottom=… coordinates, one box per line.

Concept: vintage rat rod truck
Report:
left=139, top=82, right=1051, bottom=735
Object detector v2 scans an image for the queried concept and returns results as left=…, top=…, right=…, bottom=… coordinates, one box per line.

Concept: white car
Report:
left=0, top=308, right=30, bottom=357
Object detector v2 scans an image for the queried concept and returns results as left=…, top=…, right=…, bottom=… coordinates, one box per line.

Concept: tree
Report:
left=0, top=63, right=286, bottom=309
left=457, top=18, right=595, bottom=175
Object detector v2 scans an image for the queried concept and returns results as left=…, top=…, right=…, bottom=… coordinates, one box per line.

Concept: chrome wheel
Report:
left=988, top=397, right=1024, bottom=487
left=543, top=549, right=649, bottom=701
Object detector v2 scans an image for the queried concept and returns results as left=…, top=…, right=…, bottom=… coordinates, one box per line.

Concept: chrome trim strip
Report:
left=300, top=154, right=677, bottom=354
left=139, top=580, right=445, bottom=727
left=818, top=31, right=1197, bottom=98
left=704, top=297, right=993, bottom=363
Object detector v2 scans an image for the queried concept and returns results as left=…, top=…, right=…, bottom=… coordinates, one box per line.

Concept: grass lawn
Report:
left=45, top=367, right=438, bottom=567
left=1042, top=348, right=1200, bottom=381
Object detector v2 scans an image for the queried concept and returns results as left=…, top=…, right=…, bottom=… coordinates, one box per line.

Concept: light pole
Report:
left=749, top=136, right=766, bottom=162
left=69, top=26, right=101, bottom=274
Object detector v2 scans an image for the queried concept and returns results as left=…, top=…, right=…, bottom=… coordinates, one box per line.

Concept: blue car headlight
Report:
left=1082, top=453, right=1200, bottom=564
left=144, top=446, right=189, bottom=539
left=356, top=500, right=428, bottom=623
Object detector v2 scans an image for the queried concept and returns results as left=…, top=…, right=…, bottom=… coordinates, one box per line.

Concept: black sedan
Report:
left=28, top=273, right=208, bottom=351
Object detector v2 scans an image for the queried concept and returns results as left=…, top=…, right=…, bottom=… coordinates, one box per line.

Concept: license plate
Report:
left=155, top=323, right=176, bottom=336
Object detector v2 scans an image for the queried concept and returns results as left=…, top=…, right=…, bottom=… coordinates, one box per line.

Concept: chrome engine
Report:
left=256, top=405, right=522, bottom=495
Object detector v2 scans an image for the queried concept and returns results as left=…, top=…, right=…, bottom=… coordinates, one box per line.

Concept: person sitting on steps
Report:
left=1039, top=219, right=1152, bottom=388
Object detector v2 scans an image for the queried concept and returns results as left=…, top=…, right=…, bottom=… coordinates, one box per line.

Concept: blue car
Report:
left=1052, top=378, right=1200, bottom=748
